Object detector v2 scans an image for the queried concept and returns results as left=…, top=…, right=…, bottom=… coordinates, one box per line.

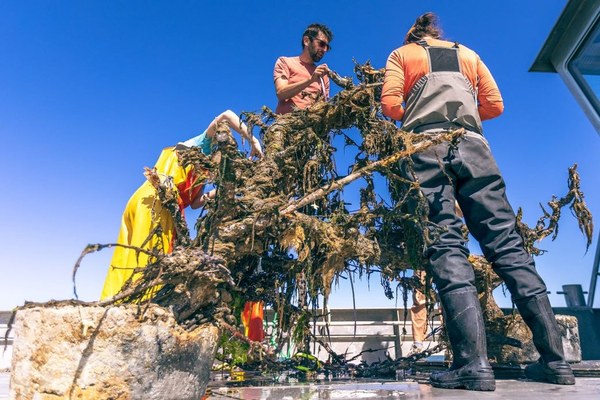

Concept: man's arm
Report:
left=275, top=63, right=329, bottom=102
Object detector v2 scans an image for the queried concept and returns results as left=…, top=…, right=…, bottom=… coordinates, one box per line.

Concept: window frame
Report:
left=567, top=16, right=600, bottom=123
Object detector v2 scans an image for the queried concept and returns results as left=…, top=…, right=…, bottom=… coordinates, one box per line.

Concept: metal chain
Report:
left=399, top=342, right=447, bottom=365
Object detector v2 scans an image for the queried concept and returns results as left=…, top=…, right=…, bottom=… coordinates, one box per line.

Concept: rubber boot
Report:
left=515, top=294, right=575, bottom=385
left=430, top=288, right=496, bottom=391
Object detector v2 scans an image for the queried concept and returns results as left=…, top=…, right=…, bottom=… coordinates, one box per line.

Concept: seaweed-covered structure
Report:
left=69, top=61, right=593, bottom=372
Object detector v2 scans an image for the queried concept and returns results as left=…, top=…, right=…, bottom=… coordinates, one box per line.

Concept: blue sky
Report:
left=1, top=1, right=599, bottom=311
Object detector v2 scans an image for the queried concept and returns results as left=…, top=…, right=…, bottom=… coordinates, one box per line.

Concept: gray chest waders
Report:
left=402, top=41, right=483, bottom=134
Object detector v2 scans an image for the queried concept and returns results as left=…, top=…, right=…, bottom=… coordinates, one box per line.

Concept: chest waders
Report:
left=398, top=42, right=494, bottom=391
left=402, top=41, right=482, bottom=134
left=401, top=42, right=575, bottom=390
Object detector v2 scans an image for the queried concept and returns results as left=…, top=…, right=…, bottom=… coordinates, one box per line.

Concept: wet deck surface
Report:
left=3, top=372, right=600, bottom=399
left=0, top=373, right=8, bottom=400
left=206, top=378, right=600, bottom=399
left=208, top=378, right=600, bottom=400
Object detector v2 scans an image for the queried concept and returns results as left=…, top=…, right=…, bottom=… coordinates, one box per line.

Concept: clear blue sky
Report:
left=1, top=1, right=599, bottom=311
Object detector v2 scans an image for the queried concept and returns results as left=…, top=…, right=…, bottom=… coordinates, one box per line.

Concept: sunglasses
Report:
left=310, top=36, right=331, bottom=51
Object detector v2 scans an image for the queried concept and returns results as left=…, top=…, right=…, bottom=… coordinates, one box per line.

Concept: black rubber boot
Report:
left=515, top=294, right=575, bottom=385
left=430, top=288, right=496, bottom=391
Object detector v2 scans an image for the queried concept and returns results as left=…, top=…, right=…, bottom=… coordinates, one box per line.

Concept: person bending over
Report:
left=101, top=110, right=262, bottom=300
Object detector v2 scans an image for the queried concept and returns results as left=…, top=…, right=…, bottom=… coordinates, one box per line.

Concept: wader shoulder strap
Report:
left=417, top=40, right=462, bottom=73
left=427, top=46, right=460, bottom=73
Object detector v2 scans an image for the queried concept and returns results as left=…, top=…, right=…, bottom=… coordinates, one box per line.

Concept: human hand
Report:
left=311, top=64, right=329, bottom=82
left=193, top=188, right=216, bottom=209
left=249, top=136, right=263, bottom=159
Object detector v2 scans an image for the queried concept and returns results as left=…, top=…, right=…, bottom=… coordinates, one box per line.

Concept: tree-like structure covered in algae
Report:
left=73, top=61, right=593, bottom=371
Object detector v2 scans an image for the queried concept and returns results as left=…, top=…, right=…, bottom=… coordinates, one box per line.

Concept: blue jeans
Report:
left=405, top=131, right=547, bottom=300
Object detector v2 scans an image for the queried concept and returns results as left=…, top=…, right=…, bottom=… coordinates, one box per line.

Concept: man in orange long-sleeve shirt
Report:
left=382, top=12, right=574, bottom=391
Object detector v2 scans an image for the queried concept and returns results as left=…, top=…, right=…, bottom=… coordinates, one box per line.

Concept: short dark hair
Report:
left=301, top=23, right=333, bottom=49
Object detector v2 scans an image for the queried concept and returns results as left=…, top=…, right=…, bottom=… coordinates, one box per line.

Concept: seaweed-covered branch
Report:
left=516, top=164, right=593, bottom=255
left=280, top=130, right=464, bottom=215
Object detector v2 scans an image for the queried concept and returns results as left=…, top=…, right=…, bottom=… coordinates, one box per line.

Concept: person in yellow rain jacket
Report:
left=100, top=110, right=263, bottom=300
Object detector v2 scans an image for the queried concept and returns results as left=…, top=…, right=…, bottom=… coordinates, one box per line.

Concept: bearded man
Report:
left=273, top=23, right=333, bottom=114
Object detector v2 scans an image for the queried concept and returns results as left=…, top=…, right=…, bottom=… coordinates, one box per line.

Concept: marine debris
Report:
left=62, top=60, right=594, bottom=376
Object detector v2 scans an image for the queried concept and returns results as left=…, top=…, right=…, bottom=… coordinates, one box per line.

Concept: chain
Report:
left=399, top=342, right=447, bottom=365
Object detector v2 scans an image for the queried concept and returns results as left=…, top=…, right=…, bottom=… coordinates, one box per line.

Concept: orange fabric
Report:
left=176, top=169, right=203, bottom=209
left=241, top=301, right=265, bottom=342
left=273, top=56, right=330, bottom=114
left=381, top=38, right=503, bottom=122
left=152, top=146, right=203, bottom=209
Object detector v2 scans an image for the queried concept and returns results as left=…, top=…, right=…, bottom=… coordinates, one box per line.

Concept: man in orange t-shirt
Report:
left=243, top=24, right=334, bottom=344
left=382, top=12, right=574, bottom=391
left=273, top=23, right=333, bottom=114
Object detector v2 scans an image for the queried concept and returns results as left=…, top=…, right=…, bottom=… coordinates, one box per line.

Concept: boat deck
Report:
left=206, top=378, right=600, bottom=399
left=3, top=371, right=599, bottom=399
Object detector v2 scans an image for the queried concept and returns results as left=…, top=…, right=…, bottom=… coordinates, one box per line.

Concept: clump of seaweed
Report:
left=62, top=60, right=593, bottom=374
